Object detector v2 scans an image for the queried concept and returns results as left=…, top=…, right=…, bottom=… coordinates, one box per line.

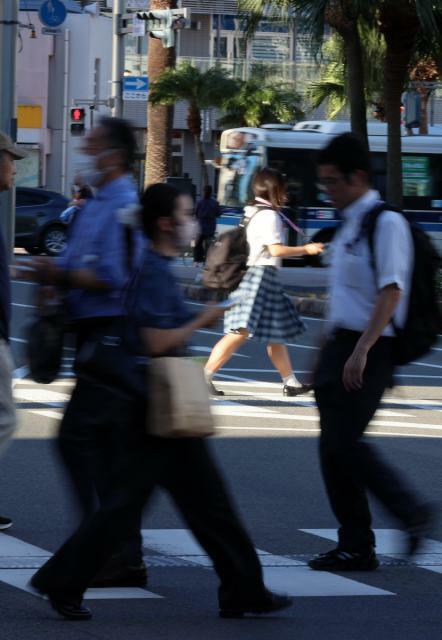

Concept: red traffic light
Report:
left=71, top=108, right=85, bottom=122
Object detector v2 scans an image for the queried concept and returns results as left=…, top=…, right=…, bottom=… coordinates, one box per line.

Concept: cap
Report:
left=0, top=131, right=27, bottom=160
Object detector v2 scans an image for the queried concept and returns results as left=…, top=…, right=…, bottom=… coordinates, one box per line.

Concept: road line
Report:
left=0, top=534, right=161, bottom=600
left=12, top=302, right=36, bottom=309
left=141, top=529, right=393, bottom=597
left=217, top=426, right=442, bottom=438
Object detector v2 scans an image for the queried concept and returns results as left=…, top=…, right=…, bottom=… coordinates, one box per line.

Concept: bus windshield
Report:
left=218, top=151, right=262, bottom=207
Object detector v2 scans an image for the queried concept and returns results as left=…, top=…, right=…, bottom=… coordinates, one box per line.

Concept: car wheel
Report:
left=41, top=225, right=68, bottom=257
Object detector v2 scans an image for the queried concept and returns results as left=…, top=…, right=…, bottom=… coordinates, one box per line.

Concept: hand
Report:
left=304, top=242, right=324, bottom=256
left=342, top=345, right=368, bottom=392
left=199, top=304, right=226, bottom=328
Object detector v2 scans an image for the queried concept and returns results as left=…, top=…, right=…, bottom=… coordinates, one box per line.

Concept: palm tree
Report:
left=145, top=0, right=177, bottom=187
left=308, top=28, right=385, bottom=119
left=379, top=1, right=440, bottom=204
left=218, top=72, right=304, bottom=128
left=149, top=63, right=237, bottom=187
left=240, top=0, right=373, bottom=147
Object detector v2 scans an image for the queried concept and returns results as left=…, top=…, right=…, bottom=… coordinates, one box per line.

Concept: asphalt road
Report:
left=1, top=275, right=441, bottom=640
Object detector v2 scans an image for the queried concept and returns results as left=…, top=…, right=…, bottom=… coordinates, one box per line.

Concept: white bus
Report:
left=216, top=121, right=442, bottom=255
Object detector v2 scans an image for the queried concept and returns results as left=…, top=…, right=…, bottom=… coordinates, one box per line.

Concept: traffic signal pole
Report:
left=111, top=0, right=126, bottom=117
left=0, top=0, right=19, bottom=258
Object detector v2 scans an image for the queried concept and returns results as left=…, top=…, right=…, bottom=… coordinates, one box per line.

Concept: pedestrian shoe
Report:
left=29, top=576, right=92, bottom=621
left=283, top=384, right=313, bottom=397
left=0, top=516, right=12, bottom=530
left=207, top=379, right=224, bottom=397
left=219, top=591, right=293, bottom=618
left=406, top=504, right=434, bottom=556
left=308, top=548, right=379, bottom=571
left=90, top=561, right=148, bottom=588
left=49, top=598, right=92, bottom=621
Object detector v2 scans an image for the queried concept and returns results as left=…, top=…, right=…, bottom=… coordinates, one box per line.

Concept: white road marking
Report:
left=217, top=426, right=442, bottom=438
left=14, top=389, right=70, bottom=403
left=301, top=529, right=442, bottom=576
left=142, top=529, right=393, bottom=597
left=0, top=534, right=161, bottom=600
left=189, top=345, right=249, bottom=358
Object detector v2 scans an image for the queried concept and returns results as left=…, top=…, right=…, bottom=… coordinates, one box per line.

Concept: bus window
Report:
left=218, top=151, right=262, bottom=207
left=267, top=147, right=322, bottom=206
left=403, top=155, right=442, bottom=210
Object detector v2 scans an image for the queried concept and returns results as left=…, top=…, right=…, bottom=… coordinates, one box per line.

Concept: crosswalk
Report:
left=1, top=528, right=442, bottom=601
left=13, top=366, right=442, bottom=439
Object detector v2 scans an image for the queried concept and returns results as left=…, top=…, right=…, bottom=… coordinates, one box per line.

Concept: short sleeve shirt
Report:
left=130, top=249, right=194, bottom=331
left=327, top=190, right=414, bottom=336
left=244, top=205, right=286, bottom=267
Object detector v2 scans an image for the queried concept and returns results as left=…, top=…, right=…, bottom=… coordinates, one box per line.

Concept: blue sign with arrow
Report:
left=39, top=0, right=67, bottom=28
left=123, top=76, right=149, bottom=93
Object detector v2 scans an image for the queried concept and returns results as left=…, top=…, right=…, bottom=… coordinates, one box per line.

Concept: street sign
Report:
left=41, top=27, right=62, bottom=36
left=126, top=0, right=149, bottom=8
left=122, top=76, right=149, bottom=101
left=39, top=0, right=67, bottom=28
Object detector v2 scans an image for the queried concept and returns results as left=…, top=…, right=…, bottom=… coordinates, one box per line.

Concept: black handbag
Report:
left=74, top=316, right=147, bottom=399
left=27, top=306, right=65, bottom=384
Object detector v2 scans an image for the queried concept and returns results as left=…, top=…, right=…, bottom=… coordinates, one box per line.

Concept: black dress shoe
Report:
left=219, top=591, right=293, bottom=618
left=49, top=598, right=92, bottom=621
left=29, top=576, right=92, bottom=621
left=406, top=504, right=434, bottom=556
left=283, top=384, right=313, bottom=397
left=91, top=561, right=148, bottom=588
left=308, top=548, right=379, bottom=571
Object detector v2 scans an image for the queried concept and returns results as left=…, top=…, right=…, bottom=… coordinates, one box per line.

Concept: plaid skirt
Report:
left=224, top=266, right=306, bottom=343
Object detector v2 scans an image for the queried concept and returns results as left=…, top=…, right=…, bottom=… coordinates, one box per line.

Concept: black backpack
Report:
left=202, top=208, right=260, bottom=292
left=362, top=203, right=441, bottom=366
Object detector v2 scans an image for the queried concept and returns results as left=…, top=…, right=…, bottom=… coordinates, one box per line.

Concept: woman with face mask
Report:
left=31, top=183, right=293, bottom=621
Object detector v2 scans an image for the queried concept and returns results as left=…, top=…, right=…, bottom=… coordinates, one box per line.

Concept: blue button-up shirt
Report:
left=60, top=175, right=141, bottom=321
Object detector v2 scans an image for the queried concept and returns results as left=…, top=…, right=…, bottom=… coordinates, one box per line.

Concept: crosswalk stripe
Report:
left=0, top=535, right=161, bottom=600
left=141, top=529, right=394, bottom=598
left=301, top=529, right=442, bottom=575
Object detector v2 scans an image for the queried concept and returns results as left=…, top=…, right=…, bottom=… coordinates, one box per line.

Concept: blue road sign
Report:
left=39, top=0, right=67, bottom=28
left=123, top=76, right=149, bottom=93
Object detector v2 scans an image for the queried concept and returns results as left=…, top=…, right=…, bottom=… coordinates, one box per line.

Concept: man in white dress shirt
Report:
left=309, top=133, right=431, bottom=572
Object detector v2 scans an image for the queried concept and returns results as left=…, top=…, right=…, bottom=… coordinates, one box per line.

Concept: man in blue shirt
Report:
left=32, top=117, right=145, bottom=587
left=0, top=131, right=26, bottom=531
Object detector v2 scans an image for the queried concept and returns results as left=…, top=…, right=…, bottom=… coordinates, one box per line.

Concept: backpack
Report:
left=202, top=208, right=260, bottom=292
left=362, top=203, right=441, bottom=366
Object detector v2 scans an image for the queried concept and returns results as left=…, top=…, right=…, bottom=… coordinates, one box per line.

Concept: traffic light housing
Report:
left=70, top=107, right=86, bottom=135
left=137, top=9, right=188, bottom=48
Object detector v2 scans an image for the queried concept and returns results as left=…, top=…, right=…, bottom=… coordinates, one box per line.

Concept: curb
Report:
left=183, top=283, right=327, bottom=318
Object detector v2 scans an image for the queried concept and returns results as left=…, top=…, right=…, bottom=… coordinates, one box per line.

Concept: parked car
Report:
left=15, top=187, right=69, bottom=256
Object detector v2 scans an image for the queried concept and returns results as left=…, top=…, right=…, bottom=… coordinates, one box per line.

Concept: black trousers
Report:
left=314, top=329, right=422, bottom=552
left=58, top=318, right=143, bottom=566
left=193, top=234, right=214, bottom=263
left=34, top=400, right=265, bottom=605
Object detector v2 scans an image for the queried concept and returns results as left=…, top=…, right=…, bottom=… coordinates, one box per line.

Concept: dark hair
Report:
left=140, top=183, right=181, bottom=239
left=203, top=185, right=213, bottom=198
left=98, top=116, right=137, bottom=171
left=252, top=168, right=287, bottom=209
left=317, top=133, right=371, bottom=180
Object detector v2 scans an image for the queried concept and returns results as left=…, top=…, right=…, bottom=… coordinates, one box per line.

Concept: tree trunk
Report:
left=325, top=3, right=368, bottom=148
left=187, top=104, right=209, bottom=189
left=380, top=3, right=418, bottom=206
left=144, top=0, right=177, bottom=187
left=341, top=29, right=368, bottom=147
left=419, top=92, right=430, bottom=135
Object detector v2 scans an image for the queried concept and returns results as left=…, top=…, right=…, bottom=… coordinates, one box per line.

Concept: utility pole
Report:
left=111, top=0, right=126, bottom=117
left=0, top=0, right=19, bottom=258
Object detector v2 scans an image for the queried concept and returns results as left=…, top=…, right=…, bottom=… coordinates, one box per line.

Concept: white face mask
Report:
left=177, top=218, right=199, bottom=248
left=76, top=149, right=118, bottom=187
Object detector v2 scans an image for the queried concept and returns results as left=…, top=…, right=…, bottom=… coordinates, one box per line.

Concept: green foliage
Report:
left=149, top=62, right=237, bottom=111
left=218, top=72, right=304, bottom=128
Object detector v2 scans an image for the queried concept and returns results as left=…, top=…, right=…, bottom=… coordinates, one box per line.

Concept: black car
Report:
left=15, top=187, right=69, bottom=256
